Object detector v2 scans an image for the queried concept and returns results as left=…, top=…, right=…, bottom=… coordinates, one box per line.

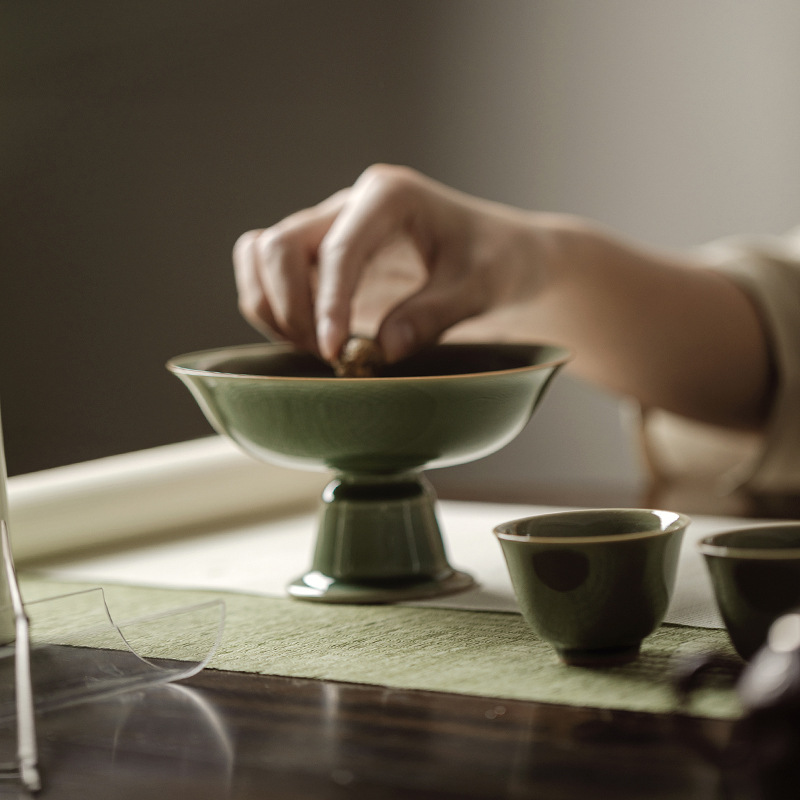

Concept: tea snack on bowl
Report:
left=334, top=336, right=385, bottom=377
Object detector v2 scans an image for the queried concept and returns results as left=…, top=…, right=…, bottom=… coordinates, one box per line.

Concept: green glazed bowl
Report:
left=494, top=508, right=689, bottom=665
left=699, top=524, right=800, bottom=661
left=168, top=341, right=569, bottom=603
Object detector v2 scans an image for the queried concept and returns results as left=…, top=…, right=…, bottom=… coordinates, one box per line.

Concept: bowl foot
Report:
left=295, top=472, right=471, bottom=604
left=555, top=643, right=642, bottom=667
left=287, top=569, right=475, bottom=604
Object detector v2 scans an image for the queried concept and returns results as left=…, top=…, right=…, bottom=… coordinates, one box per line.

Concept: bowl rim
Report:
left=493, top=508, right=690, bottom=544
left=698, top=523, right=800, bottom=560
left=166, top=341, right=573, bottom=382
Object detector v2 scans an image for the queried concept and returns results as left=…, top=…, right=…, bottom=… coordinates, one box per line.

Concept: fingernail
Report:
left=381, top=321, right=415, bottom=363
left=317, top=316, right=342, bottom=362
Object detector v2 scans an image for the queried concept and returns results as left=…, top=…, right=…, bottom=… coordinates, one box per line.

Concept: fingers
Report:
left=232, top=191, right=347, bottom=353
left=232, top=230, right=280, bottom=337
left=232, top=164, right=500, bottom=365
left=233, top=170, right=415, bottom=359
left=313, top=165, right=429, bottom=361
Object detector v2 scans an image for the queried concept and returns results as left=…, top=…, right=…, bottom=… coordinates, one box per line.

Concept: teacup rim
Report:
left=166, top=341, right=572, bottom=383
left=493, top=508, right=690, bottom=545
left=698, top=523, right=800, bottom=560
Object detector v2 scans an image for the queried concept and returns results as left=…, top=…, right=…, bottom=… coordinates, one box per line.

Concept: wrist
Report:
left=525, top=212, right=600, bottom=296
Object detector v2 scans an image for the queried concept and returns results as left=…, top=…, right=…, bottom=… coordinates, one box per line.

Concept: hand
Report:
left=233, top=164, right=774, bottom=429
left=233, top=164, right=547, bottom=363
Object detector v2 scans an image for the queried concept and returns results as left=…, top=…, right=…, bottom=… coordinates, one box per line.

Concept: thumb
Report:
left=378, top=280, right=484, bottom=362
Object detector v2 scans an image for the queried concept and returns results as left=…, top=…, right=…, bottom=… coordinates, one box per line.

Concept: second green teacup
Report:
left=698, top=524, right=800, bottom=661
left=494, top=509, right=689, bottom=666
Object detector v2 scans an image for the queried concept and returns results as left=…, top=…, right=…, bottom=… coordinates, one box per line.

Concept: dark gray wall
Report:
left=1, top=0, right=442, bottom=474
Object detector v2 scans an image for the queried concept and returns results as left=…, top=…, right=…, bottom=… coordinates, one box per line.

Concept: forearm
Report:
left=525, top=217, right=775, bottom=430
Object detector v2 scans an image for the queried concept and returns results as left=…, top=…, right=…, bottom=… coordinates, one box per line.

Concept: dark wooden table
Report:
left=19, top=668, right=732, bottom=800
left=5, top=482, right=797, bottom=800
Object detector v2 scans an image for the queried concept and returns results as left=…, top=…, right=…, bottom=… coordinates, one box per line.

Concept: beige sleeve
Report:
left=641, top=226, right=800, bottom=494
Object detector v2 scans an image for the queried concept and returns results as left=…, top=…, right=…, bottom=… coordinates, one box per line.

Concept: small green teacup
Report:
left=698, top=524, right=800, bottom=661
left=494, top=509, right=689, bottom=666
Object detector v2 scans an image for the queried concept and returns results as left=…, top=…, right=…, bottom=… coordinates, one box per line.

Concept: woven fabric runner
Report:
left=19, top=577, right=743, bottom=720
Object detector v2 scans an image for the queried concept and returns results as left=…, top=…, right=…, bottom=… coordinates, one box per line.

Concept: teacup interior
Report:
left=701, top=525, right=800, bottom=554
left=495, top=509, right=683, bottom=541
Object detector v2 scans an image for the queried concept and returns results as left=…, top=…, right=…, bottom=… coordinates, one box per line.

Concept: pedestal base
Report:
left=287, top=473, right=475, bottom=604
left=288, top=568, right=474, bottom=604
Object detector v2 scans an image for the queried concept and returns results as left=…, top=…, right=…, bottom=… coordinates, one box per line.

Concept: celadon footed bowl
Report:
left=168, top=341, right=570, bottom=603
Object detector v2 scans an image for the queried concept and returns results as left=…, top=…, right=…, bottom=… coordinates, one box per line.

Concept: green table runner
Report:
left=20, top=576, right=743, bottom=720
